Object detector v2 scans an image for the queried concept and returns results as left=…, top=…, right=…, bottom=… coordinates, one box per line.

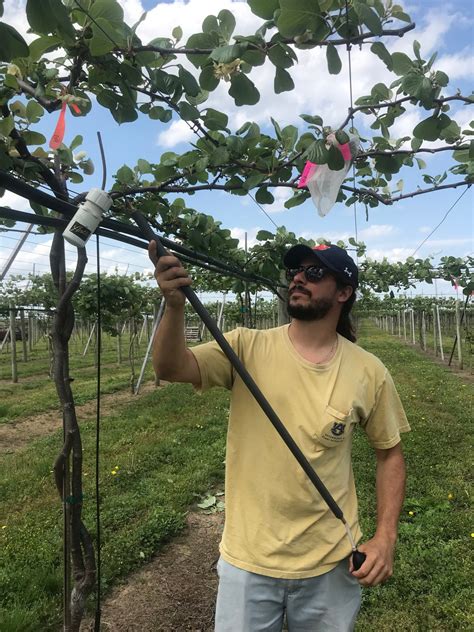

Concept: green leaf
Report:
left=179, top=66, right=200, bottom=97
left=391, top=52, right=413, bottom=76
left=327, top=144, right=345, bottom=170
left=137, top=159, right=152, bottom=173
left=256, top=229, right=275, bottom=240
left=305, top=140, right=329, bottom=164
left=470, top=140, right=474, bottom=160
left=185, top=32, right=218, bottom=68
left=116, top=165, right=135, bottom=184
left=202, top=108, right=228, bottom=131
left=29, top=35, right=62, bottom=61
left=210, top=44, right=243, bottom=64
left=435, top=70, right=449, bottom=87
left=22, top=131, right=46, bottom=145
left=335, top=130, right=350, bottom=145
left=268, top=43, right=295, bottom=69
left=25, top=101, right=44, bottom=124
left=218, top=9, right=236, bottom=41
left=179, top=102, right=200, bottom=121
left=415, top=157, right=426, bottom=169
left=199, top=65, right=220, bottom=91
left=375, top=155, right=401, bottom=174
left=229, top=73, right=260, bottom=106
left=371, top=83, right=390, bottom=101
left=354, top=2, right=383, bottom=35
left=79, top=158, right=94, bottom=175
left=370, top=42, right=393, bottom=71
left=274, top=67, right=294, bottom=94
left=27, top=0, right=75, bottom=44
left=0, top=23, right=29, bottom=61
left=285, top=190, right=308, bottom=208
left=172, top=25, right=183, bottom=41
left=0, top=116, right=14, bottom=137
left=413, top=116, right=440, bottom=141
left=412, top=39, right=423, bottom=60
left=202, top=15, right=218, bottom=33
left=149, top=106, right=172, bottom=122
left=326, top=44, right=342, bottom=75
left=248, top=0, right=279, bottom=19
left=90, top=0, right=124, bottom=25
left=70, top=135, right=83, bottom=151
left=277, top=0, right=324, bottom=38
left=255, top=187, right=275, bottom=204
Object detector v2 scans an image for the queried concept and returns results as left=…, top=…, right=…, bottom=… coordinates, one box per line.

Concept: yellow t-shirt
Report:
left=191, top=325, right=410, bottom=579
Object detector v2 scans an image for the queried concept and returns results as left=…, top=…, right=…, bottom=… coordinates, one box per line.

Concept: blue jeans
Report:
left=215, top=557, right=361, bottom=632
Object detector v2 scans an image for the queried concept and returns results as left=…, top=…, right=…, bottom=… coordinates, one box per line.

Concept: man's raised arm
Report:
left=148, top=241, right=202, bottom=386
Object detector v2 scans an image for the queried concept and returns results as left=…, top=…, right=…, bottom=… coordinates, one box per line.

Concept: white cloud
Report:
left=157, top=119, right=196, bottom=147
left=363, top=247, right=414, bottom=262
left=436, top=48, right=474, bottom=80
left=230, top=226, right=261, bottom=249
left=419, top=225, right=431, bottom=233
left=359, top=224, right=399, bottom=239
left=257, top=187, right=292, bottom=214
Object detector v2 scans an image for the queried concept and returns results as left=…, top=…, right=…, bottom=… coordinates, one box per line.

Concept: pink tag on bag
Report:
left=297, top=161, right=318, bottom=188
left=339, top=142, right=351, bottom=161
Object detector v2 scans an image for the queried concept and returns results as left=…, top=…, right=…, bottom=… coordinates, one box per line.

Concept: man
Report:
left=148, top=241, right=410, bottom=632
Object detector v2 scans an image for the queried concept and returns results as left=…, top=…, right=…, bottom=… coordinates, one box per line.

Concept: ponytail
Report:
left=336, top=284, right=357, bottom=342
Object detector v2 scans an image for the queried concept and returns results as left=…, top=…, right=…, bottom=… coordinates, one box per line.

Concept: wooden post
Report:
left=28, top=312, right=33, bottom=352
left=411, top=309, right=416, bottom=345
left=398, top=311, right=401, bottom=337
left=421, top=311, right=427, bottom=351
left=433, top=307, right=437, bottom=356
left=455, top=300, right=463, bottom=370
left=9, top=304, right=18, bottom=383
left=436, top=304, right=444, bottom=361
left=402, top=310, right=407, bottom=341
left=20, top=308, right=27, bottom=362
left=278, top=271, right=289, bottom=326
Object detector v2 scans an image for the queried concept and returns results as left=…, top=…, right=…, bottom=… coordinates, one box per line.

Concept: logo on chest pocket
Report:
left=317, top=419, right=350, bottom=447
left=330, top=422, right=345, bottom=437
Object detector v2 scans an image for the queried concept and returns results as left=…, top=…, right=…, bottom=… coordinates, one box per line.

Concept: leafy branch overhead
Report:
left=0, top=0, right=472, bottom=277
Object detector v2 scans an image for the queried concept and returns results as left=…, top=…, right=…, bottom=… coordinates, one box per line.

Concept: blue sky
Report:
left=1, top=0, right=473, bottom=298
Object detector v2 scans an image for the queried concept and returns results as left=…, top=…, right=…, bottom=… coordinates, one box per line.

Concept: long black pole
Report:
left=132, top=211, right=366, bottom=573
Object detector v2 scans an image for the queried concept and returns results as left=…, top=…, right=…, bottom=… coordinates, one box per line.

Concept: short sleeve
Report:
left=360, top=369, right=411, bottom=449
left=190, top=328, right=242, bottom=392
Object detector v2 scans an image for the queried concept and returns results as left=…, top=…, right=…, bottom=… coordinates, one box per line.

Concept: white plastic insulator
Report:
left=63, top=188, right=112, bottom=248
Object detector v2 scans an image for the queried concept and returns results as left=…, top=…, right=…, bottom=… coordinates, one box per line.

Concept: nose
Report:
left=292, top=268, right=307, bottom=284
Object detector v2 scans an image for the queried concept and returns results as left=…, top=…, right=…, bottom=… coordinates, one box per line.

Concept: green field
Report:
left=0, top=322, right=473, bottom=630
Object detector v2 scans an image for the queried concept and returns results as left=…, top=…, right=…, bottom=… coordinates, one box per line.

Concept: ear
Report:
left=337, top=285, right=354, bottom=305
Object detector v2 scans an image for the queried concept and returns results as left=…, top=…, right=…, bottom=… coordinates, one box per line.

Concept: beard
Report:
left=287, top=286, right=333, bottom=321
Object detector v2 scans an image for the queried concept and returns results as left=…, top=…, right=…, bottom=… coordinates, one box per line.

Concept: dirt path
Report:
left=0, top=381, right=158, bottom=454
left=81, top=509, right=224, bottom=632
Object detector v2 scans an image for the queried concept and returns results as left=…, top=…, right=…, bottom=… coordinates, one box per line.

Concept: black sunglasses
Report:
left=285, top=265, right=330, bottom=283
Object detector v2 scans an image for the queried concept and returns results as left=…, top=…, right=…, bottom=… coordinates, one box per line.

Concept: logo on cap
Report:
left=314, top=244, right=330, bottom=251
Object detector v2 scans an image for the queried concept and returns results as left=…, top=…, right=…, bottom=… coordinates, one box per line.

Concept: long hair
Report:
left=336, top=281, right=357, bottom=342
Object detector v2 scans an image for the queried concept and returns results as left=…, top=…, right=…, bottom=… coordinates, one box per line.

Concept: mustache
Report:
left=289, top=284, right=311, bottom=297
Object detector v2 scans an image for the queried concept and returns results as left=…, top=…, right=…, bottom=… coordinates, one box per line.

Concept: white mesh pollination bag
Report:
left=298, top=133, right=360, bottom=217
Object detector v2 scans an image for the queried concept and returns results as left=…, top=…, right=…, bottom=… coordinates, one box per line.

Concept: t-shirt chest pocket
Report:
left=315, top=405, right=358, bottom=448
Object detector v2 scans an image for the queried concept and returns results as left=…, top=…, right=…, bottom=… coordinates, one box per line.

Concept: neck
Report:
left=287, top=316, right=340, bottom=365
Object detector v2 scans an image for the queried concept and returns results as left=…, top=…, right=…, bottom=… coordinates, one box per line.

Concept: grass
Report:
left=0, top=321, right=473, bottom=630
left=0, top=332, right=156, bottom=422
left=0, top=383, right=228, bottom=630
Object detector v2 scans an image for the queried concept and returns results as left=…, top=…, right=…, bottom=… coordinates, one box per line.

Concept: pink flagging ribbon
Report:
left=297, top=161, right=317, bottom=188
left=298, top=144, right=352, bottom=188
left=339, top=142, right=351, bottom=161
left=49, top=102, right=67, bottom=150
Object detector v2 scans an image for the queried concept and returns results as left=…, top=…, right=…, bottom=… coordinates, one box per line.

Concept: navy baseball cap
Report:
left=283, top=243, right=359, bottom=288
